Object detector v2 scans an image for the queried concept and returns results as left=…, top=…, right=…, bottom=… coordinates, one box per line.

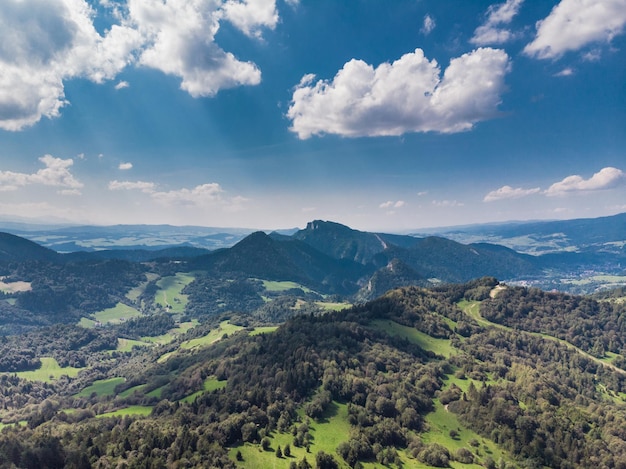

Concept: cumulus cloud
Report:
left=483, top=185, right=541, bottom=202
left=108, top=179, right=247, bottom=209
left=0, top=0, right=142, bottom=131
left=288, top=47, right=510, bottom=139
left=108, top=180, right=155, bottom=193
left=221, top=0, right=279, bottom=38
left=545, top=167, right=626, bottom=196
left=471, top=0, right=524, bottom=45
left=115, top=80, right=129, bottom=90
left=151, top=183, right=224, bottom=206
left=0, top=0, right=281, bottom=130
left=0, top=155, right=83, bottom=193
left=554, top=67, right=574, bottom=77
left=118, top=162, right=133, bottom=170
left=524, top=0, right=626, bottom=59
left=379, top=200, right=405, bottom=209
left=127, top=0, right=265, bottom=97
left=421, top=14, right=436, bottom=35
left=432, top=200, right=464, bottom=207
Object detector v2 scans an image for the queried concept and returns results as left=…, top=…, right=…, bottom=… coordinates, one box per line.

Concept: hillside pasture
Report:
left=94, top=302, right=142, bottom=325
left=96, top=406, right=153, bottom=419
left=74, top=377, right=125, bottom=398
left=372, top=319, right=456, bottom=358
left=15, top=357, right=83, bottom=382
left=154, top=273, right=194, bottom=313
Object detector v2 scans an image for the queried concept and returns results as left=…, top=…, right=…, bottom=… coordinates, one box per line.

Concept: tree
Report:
left=276, top=445, right=283, bottom=458
left=315, top=451, right=339, bottom=469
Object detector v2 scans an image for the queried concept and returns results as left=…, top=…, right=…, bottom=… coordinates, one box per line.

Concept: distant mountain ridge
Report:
left=416, top=211, right=626, bottom=255
left=1, top=212, right=624, bottom=302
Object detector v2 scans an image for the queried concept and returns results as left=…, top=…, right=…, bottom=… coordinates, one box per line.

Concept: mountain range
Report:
left=2, top=215, right=624, bottom=302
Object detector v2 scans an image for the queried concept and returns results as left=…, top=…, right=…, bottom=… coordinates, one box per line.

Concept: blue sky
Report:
left=0, top=0, right=624, bottom=232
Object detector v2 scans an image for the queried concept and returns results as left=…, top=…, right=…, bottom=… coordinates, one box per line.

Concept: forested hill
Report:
left=1, top=278, right=625, bottom=468
left=0, top=232, right=58, bottom=262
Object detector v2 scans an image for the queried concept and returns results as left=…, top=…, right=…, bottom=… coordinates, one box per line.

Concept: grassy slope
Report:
left=155, top=273, right=195, bottom=313
left=15, top=357, right=83, bottom=382
left=74, top=377, right=126, bottom=398
left=372, top=319, right=456, bottom=358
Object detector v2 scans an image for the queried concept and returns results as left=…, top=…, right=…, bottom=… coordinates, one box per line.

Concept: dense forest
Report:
left=0, top=276, right=624, bottom=468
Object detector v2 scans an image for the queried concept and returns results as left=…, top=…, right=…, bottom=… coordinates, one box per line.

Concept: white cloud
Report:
left=151, top=183, right=224, bottom=206
left=0, top=0, right=142, bottom=131
left=128, top=0, right=267, bottom=98
left=288, top=47, right=510, bottom=139
left=108, top=179, right=247, bottom=209
left=118, top=162, right=133, bottom=170
left=545, top=167, right=626, bottom=196
left=0, top=0, right=282, bottom=130
left=483, top=185, right=541, bottom=202
left=379, top=200, right=405, bottom=209
left=421, top=14, right=436, bottom=35
left=115, top=80, right=130, bottom=90
left=554, top=67, right=574, bottom=77
left=0, top=155, right=83, bottom=192
left=108, top=180, right=156, bottom=193
left=221, top=0, right=279, bottom=38
left=432, top=200, right=464, bottom=207
left=59, top=189, right=82, bottom=196
left=524, top=0, right=626, bottom=59
left=471, top=0, right=524, bottom=46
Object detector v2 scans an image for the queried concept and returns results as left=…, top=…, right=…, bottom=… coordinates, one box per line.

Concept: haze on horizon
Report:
left=0, top=0, right=624, bottom=233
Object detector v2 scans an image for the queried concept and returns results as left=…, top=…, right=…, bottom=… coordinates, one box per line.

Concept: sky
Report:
left=0, top=0, right=625, bottom=232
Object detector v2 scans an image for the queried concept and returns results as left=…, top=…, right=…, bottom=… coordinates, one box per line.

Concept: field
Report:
left=117, top=338, right=151, bottom=352
left=126, top=273, right=159, bottom=302
left=261, top=280, right=314, bottom=293
left=142, top=319, right=199, bottom=345
left=96, top=406, right=153, bottom=418
left=154, top=273, right=195, bottom=313
left=15, top=357, right=83, bottom=382
left=74, top=377, right=126, bottom=398
left=93, top=302, right=142, bottom=325
left=421, top=400, right=508, bottom=468
left=372, top=319, right=456, bottom=358
left=180, top=377, right=227, bottom=403
left=231, top=401, right=352, bottom=468
left=180, top=320, right=244, bottom=350
left=315, top=301, right=352, bottom=311
left=0, top=279, right=31, bottom=293
left=249, top=326, right=279, bottom=336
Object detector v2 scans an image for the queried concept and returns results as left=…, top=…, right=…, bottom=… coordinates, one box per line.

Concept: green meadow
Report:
left=117, top=338, right=151, bottom=352
left=372, top=319, right=456, bottom=358
left=261, top=280, right=314, bottom=293
left=155, top=273, right=195, bottom=313
left=74, top=377, right=126, bottom=398
left=15, top=357, right=83, bottom=382
left=231, top=401, right=352, bottom=468
left=96, top=406, right=153, bottom=419
left=180, top=377, right=227, bottom=403
left=180, top=321, right=244, bottom=350
left=315, top=301, right=352, bottom=311
left=142, top=319, right=200, bottom=345
left=422, top=400, right=508, bottom=468
left=126, top=273, right=159, bottom=302
left=94, top=302, right=142, bottom=325
left=249, top=326, right=279, bottom=336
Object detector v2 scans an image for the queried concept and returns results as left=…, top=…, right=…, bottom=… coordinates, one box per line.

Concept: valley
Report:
left=0, top=218, right=623, bottom=467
